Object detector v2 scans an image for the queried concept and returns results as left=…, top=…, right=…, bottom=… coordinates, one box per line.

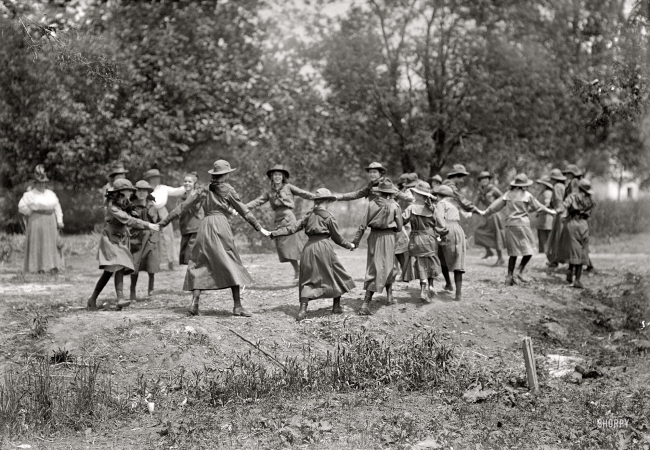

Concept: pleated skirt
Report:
left=363, top=229, right=397, bottom=293
left=24, top=213, right=61, bottom=273
left=474, top=214, right=505, bottom=250
left=299, top=236, right=355, bottom=300
left=438, top=221, right=466, bottom=272
left=558, top=218, right=590, bottom=265
left=505, top=225, right=536, bottom=257
left=274, top=208, right=307, bottom=263
left=183, top=214, right=253, bottom=291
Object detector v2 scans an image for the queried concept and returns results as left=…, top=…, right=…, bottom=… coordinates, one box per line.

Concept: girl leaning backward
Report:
left=88, top=179, right=160, bottom=310
left=270, top=188, right=356, bottom=321
left=179, top=160, right=270, bottom=317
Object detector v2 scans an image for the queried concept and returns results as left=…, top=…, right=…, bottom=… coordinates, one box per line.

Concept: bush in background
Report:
left=589, top=198, right=650, bottom=237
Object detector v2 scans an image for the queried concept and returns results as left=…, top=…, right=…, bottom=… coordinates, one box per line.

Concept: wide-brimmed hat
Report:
left=376, top=179, right=399, bottom=194
left=550, top=168, right=567, bottom=181
left=313, top=188, right=336, bottom=201
left=400, top=172, right=419, bottom=188
left=365, top=162, right=387, bottom=174
left=208, top=160, right=236, bottom=175
left=34, top=164, right=49, bottom=183
left=510, top=173, right=533, bottom=187
left=536, top=179, right=553, bottom=190
left=266, top=164, right=290, bottom=179
left=108, top=164, right=129, bottom=178
left=579, top=178, right=593, bottom=195
left=478, top=171, right=492, bottom=180
left=429, top=174, right=443, bottom=184
left=134, top=180, right=154, bottom=192
left=143, top=169, right=162, bottom=180
left=108, top=179, right=137, bottom=193
left=562, top=164, right=583, bottom=177
left=447, top=164, right=470, bottom=177
left=411, top=180, right=432, bottom=197
left=433, top=185, right=454, bottom=197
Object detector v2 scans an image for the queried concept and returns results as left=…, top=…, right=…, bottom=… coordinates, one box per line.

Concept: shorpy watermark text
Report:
left=596, top=418, right=629, bottom=429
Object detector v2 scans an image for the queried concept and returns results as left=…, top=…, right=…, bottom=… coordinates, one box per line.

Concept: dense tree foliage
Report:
left=1, top=0, right=649, bottom=232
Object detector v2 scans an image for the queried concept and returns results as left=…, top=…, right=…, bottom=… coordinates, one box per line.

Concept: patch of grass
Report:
left=590, top=198, right=650, bottom=237
left=30, top=312, right=48, bottom=339
left=0, top=357, right=130, bottom=436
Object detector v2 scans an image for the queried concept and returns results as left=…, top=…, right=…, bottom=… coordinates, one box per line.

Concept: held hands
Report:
left=260, top=228, right=271, bottom=237
left=350, top=243, right=356, bottom=251
left=549, top=209, right=557, bottom=216
left=149, top=223, right=161, bottom=232
left=57, top=222, right=64, bottom=230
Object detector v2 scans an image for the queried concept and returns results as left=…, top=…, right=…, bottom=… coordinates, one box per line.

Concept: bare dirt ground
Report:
left=1, top=232, right=649, bottom=449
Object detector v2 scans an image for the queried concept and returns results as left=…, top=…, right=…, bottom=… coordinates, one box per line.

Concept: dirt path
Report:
left=1, top=241, right=649, bottom=449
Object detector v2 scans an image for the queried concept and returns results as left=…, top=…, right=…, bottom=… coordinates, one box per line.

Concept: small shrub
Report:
left=30, top=313, right=48, bottom=339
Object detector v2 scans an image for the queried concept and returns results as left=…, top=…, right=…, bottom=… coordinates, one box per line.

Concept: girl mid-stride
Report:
left=88, top=179, right=160, bottom=310
left=247, top=165, right=315, bottom=283
left=128, top=180, right=160, bottom=300
left=271, top=188, right=356, bottom=321
left=179, top=160, right=270, bottom=317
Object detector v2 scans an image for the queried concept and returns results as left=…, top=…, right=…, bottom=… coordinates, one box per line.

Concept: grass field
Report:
left=0, top=232, right=649, bottom=449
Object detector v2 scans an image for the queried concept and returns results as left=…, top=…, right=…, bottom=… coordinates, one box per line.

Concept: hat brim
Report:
left=266, top=169, right=289, bottom=179
left=109, top=187, right=137, bottom=193
left=579, top=187, right=594, bottom=195
left=411, top=188, right=432, bottom=197
left=34, top=177, right=49, bottom=183
left=365, top=166, right=387, bottom=173
left=511, top=180, right=533, bottom=187
left=403, top=181, right=419, bottom=188
left=137, top=187, right=154, bottom=193
left=550, top=175, right=567, bottom=181
left=562, top=170, right=583, bottom=177
left=208, top=168, right=236, bottom=175
left=448, top=171, right=469, bottom=177
left=109, top=170, right=129, bottom=177
left=378, top=188, right=399, bottom=194
left=478, top=174, right=492, bottom=180
left=143, top=173, right=161, bottom=180
left=536, top=180, right=553, bottom=189
left=434, top=191, right=453, bottom=197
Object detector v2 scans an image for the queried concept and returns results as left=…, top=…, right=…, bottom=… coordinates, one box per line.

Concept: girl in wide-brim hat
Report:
left=88, top=179, right=160, bottom=311
left=179, top=160, right=270, bottom=317
left=401, top=181, right=441, bottom=301
left=271, top=188, right=356, bottom=321
left=475, top=170, right=506, bottom=265
left=535, top=179, right=554, bottom=254
left=480, top=173, right=556, bottom=286
left=127, top=180, right=161, bottom=300
left=353, top=179, right=404, bottom=314
left=246, top=164, right=316, bottom=283
left=558, top=178, right=595, bottom=289
left=432, top=184, right=466, bottom=301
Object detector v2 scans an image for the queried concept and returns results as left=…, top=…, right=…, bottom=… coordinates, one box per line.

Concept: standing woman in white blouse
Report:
left=143, top=169, right=185, bottom=270
left=18, top=165, right=64, bottom=274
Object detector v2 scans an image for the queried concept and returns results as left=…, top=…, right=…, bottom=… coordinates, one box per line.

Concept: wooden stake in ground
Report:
left=522, top=337, right=539, bottom=392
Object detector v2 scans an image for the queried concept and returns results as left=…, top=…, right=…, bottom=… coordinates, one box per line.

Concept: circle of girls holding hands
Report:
left=86, top=159, right=595, bottom=321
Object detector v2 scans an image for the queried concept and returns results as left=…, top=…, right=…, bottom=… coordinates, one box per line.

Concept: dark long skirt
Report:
left=402, top=233, right=441, bottom=281
left=98, top=228, right=135, bottom=274
left=558, top=218, right=590, bottom=266
left=537, top=229, right=551, bottom=253
left=299, top=235, right=355, bottom=300
left=438, top=221, right=466, bottom=272
left=505, top=225, right=536, bottom=257
left=183, top=213, right=253, bottom=290
left=474, top=214, right=505, bottom=250
left=363, top=229, right=397, bottom=293
left=132, top=232, right=160, bottom=274
left=24, top=212, right=62, bottom=273
left=274, top=208, right=307, bottom=262
left=545, top=214, right=565, bottom=264
left=179, top=232, right=197, bottom=265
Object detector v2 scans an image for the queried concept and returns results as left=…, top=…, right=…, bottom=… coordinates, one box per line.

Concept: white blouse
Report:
left=18, top=189, right=64, bottom=226
left=151, top=185, right=185, bottom=210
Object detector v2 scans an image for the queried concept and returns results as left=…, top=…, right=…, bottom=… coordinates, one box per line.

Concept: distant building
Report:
left=591, top=177, right=643, bottom=200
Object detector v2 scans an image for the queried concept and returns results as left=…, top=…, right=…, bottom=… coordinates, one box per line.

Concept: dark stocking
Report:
left=148, top=273, right=155, bottom=293
left=231, top=285, right=242, bottom=309
left=454, top=271, right=463, bottom=301
left=442, top=266, right=452, bottom=290
left=518, top=255, right=532, bottom=273
left=114, top=270, right=124, bottom=298
left=396, top=253, right=406, bottom=269
left=508, top=257, right=517, bottom=277
left=92, top=271, right=113, bottom=297
left=575, top=265, right=583, bottom=282
left=130, top=273, right=138, bottom=299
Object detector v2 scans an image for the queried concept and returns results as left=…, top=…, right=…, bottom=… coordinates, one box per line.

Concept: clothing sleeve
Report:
left=483, top=195, right=507, bottom=216
left=271, top=214, right=308, bottom=237
left=327, top=216, right=353, bottom=249
left=180, top=190, right=204, bottom=215
left=393, top=203, right=403, bottom=233
left=490, top=186, right=504, bottom=202
left=561, top=194, right=577, bottom=214
left=289, top=184, right=316, bottom=200
left=402, top=205, right=413, bottom=224
left=165, top=185, right=186, bottom=197
left=529, top=193, right=554, bottom=214
left=159, top=201, right=182, bottom=228
left=334, top=185, right=370, bottom=202
left=541, top=190, right=552, bottom=207
left=395, top=190, right=414, bottom=203
left=433, top=203, right=449, bottom=237
left=453, top=186, right=479, bottom=212
left=53, top=193, right=63, bottom=225
left=108, top=206, right=150, bottom=230
left=352, top=205, right=370, bottom=246
left=228, top=189, right=261, bottom=231
left=18, top=193, right=31, bottom=216
left=245, top=191, right=270, bottom=209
